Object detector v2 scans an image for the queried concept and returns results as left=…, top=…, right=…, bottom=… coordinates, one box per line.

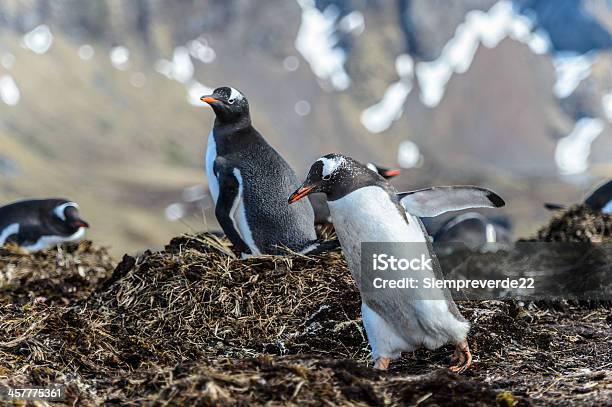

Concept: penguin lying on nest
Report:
left=545, top=179, right=611, bottom=214
left=289, top=154, right=505, bottom=372
left=428, top=212, right=512, bottom=251
left=0, top=199, right=89, bottom=252
left=200, top=86, right=337, bottom=256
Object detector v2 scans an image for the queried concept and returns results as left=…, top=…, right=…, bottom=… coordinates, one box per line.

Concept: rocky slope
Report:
left=0, top=0, right=610, bottom=253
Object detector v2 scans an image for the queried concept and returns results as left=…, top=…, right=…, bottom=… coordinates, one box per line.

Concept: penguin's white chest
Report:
left=328, top=186, right=469, bottom=360
left=206, top=131, right=220, bottom=204
left=328, top=186, right=426, bottom=245
left=21, top=227, right=87, bottom=252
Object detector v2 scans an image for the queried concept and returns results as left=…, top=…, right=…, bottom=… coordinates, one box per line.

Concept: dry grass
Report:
left=0, top=207, right=610, bottom=405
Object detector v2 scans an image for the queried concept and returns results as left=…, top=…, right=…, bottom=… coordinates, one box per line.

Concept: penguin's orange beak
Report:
left=383, top=169, right=401, bottom=177
left=72, top=219, right=90, bottom=228
left=288, top=185, right=315, bottom=204
left=201, top=96, right=218, bottom=104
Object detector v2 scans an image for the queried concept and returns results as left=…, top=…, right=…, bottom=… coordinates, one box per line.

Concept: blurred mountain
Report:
left=0, top=0, right=610, bottom=254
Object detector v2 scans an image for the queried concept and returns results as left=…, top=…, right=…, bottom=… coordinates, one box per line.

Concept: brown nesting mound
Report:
left=0, top=241, right=113, bottom=305
left=90, top=233, right=364, bottom=364
left=531, top=205, right=611, bottom=242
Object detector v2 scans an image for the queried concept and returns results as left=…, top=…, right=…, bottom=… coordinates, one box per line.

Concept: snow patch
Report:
left=23, top=25, right=53, bottom=54
left=186, top=80, right=214, bottom=106
left=110, top=46, right=130, bottom=70
left=552, top=52, right=594, bottom=99
left=338, top=11, right=365, bottom=35
left=397, top=140, right=422, bottom=169
left=602, top=90, right=612, bottom=122
left=295, top=0, right=361, bottom=91
left=415, top=1, right=550, bottom=108
left=188, top=38, right=216, bottom=64
left=155, top=47, right=194, bottom=84
left=0, top=75, right=20, bottom=106
left=361, top=54, right=413, bottom=133
left=555, top=118, right=604, bottom=175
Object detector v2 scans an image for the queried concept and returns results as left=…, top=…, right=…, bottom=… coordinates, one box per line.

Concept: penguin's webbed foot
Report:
left=449, top=340, right=472, bottom=374
left=374, top=357, right=391, bottom=370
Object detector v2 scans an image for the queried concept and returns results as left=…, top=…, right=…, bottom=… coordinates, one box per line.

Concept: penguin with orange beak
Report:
left=201, top=87, right=335, bottom=256
left=289, top=153, right=505, bottom=372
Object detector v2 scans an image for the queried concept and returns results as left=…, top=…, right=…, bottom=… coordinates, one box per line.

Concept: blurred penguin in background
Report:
left=430, top=212, right=513, bottom=251
left=0, top=199, right=89, bottom=252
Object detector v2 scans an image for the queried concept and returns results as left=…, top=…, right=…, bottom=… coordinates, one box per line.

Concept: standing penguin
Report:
left=0, top=199, right=89, bottom=252
left=289, top=154, right=505, bottom=371
left=200, top=87, right=319, bottom=256
left=311, top=162, right=400, bottom=225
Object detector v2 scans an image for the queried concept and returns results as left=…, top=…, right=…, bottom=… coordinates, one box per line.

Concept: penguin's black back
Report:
left=0, top=199, right=65, bottom=229
left=213, top=124, right=316, bottom=253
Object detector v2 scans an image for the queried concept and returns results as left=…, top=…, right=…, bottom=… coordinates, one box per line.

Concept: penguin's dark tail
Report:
left=299, top=239, right=341, bottom=255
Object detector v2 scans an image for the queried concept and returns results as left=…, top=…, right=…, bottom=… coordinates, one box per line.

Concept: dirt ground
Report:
left=0, top=206, right=610, bottom=406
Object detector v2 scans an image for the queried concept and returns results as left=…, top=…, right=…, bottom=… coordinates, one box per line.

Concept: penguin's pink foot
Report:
left=449, top=340, right=472, bottom=373
left=374, top=357, right=391, bottom=370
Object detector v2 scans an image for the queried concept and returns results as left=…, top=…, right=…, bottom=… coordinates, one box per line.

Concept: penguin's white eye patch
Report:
left=228, top=87, right=244, bottom=103
left=318, top=156, right=344, bottom=177
left=54, top=202, right=79, bottom=221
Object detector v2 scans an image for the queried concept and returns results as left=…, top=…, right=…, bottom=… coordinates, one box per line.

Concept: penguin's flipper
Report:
left=584, top=180, right=612, bottom=211
left=214, top=163, right=251, bottom=254
left=398, top=186, right=505, bottom=217
left=543, top=202, right=567, bottom=211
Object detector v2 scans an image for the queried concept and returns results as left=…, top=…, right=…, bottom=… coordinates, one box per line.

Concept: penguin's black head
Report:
left=200, top=86, right=249, bottom=123
left=366, top=162, right=401, bottom=179
left=46, top=200, right=90, bottom=235
left=289, top=153, right=386, bottom=203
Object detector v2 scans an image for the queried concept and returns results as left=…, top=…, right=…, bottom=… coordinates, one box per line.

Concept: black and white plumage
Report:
left=0, top=199, right=89, bottom=252
left=545, top=179, right=612, bottom=214
left=310, top=162, right=400, bottom=225
left=289, top=153, right=505, bottom=372
left=201, top=86, right=320, bottom=256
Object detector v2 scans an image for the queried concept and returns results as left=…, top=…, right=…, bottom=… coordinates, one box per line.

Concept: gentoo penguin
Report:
left=311, top=163, right=400, bottom=225
left=0, top=199, right=89, bottom=252
left=432, top=212, right=512, bottom=251
left=544, top=179, right=612, bottom=214
left=289, top=154, right=505, bottom=372
left=201, top=86, right=320, bottom=256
